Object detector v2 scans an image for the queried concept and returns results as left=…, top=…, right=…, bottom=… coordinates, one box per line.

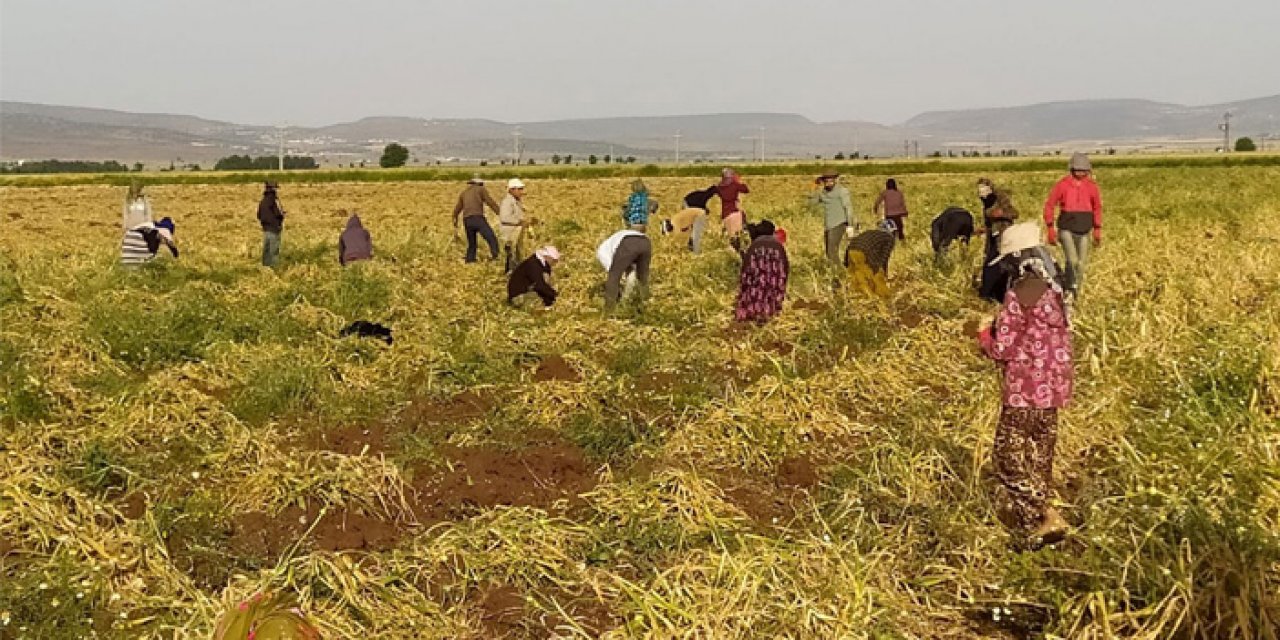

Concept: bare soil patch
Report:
left=118, top=492, right=148, bottom=520
left=476, top=583, right=527, bottom=637
left=777, top=455, right=821, bottom=489
left=403, top=389, right=495, bottom=426
left=534, top=354, right=581, bottom=382
left=899, top=308, right=928, bottom=328
left=721, top=455, right=823, bottom=528
left=0, top=536, right=14, bottom=558
left=306, top=422, right=389, bottom=456
left=411, top=441, right=596, bottom=523
left=230, top=505, right=402, bottom=557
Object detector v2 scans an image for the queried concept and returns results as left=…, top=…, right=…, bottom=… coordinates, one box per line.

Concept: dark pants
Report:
left=463, top=216, right=499, bottom=263
left=885, top=216, right=905, bottom=240
left=605, top=235, right=652, bottom=306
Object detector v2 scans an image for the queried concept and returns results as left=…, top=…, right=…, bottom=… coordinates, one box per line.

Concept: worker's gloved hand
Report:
left=1092, top=228, right=1102, bottom=247
left=1046, top=227, right=1058, bottom=245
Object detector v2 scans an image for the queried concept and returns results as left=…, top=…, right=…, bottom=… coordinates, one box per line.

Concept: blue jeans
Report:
left=261, top=231, right=281, bottom=267
left=1058, top=230, right=1091, bottom=293
left=463, top=216, right=499, bottom=263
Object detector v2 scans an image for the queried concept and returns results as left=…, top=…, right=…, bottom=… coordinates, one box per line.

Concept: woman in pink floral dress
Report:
left=977, top=222, right=1073, bottom=545
left=734, top=220, right=789, bottom=324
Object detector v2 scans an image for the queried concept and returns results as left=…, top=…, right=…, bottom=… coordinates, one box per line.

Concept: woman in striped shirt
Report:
left=121, top=217, right=178, bottom=266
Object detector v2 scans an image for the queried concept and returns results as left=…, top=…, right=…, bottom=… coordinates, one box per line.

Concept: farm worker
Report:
left=930, top=207, right=975, bottom=264
left=122, top=181, right=152, bottom=230
left=257, top=181, right=285, bottom=268
left=872, top=178, right=909, bottom=240
left=976, top=221, right=1073, bottom=546
left=734, top=220, right=789, bottom=324
left=715, top=168, right=751, bottom=253
left=499, top=178, right=531, bottom=274
left=844, top=219, right=898, bottom=300
left=808, top=169, right=856, bottom=266
left=507, top=245, right=560, bottom=309
left=663, top=185, right=717, bottom=253
left=338, top=212, right=372, bottom=266
left=121, top=216, right=178, bottom=266
left=976, top=178, right=1018, bottom=302
left=621, top=179, right=659, bottom=232
left=1043, top=153, right=1103, bottom=296
left=597, top=229, right=652, bottom=309
left=453, top=177, right=501, bottom=263
left=212, top=590, right=321, bottom=640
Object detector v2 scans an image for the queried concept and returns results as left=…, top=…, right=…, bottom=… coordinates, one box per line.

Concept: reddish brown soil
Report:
left=231, top=439, right=597, bottom=557
left=899, top=308, right=927, bottom=328
left=403, top=390, right=495, bottom=426
left=534, top=355, right=581, bottom=382
left=0, top=537, right=14, bottom=558
left=722, top=321, right=754, bottom=338
left=634, top=370, right=680, bottom=394
left=476, top=584, right=527, bottom=637
left=411, top=442, right=596, bottom=523
left=764, top=340, right=795, bottom=356
left=535, top=589, right=620, bottom=637
left=307, top=423, right=389, bottom=456
left=6, top=212, right=22, bottom=220
left=962, top=319, right=982, bottom=336
left=230, top=505, right=401, bottom=557
left=777, top=455, right=821, bottom=489
left=118, top=492, right=148, bottom=519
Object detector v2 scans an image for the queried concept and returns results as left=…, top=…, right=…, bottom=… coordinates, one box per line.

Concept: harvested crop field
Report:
left=2, top=165, right=1279, bottom=638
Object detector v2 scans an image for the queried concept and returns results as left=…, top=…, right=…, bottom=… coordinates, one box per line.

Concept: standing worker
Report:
left=1043, top=153, right=1103, bottom=297
left=257, top=181, right=285, bottom=268
left=597, top=229, right=652, bottom=310
left=338, top=211, right=372, bottom=266
left=808, top=169, right=855, bottom=266
left=453, top=177, right=502, bottom=263
left=499, top=178, right=532, bottom=273
left=977, top=221, right=1073, bottom=546
left=621, top=179, right=658, bottom=232
left=872, top=178, right=909, bottom=240
left=716, top=168, right=750, bottom=253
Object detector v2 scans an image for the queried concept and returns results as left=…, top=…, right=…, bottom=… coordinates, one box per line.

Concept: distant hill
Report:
left=2, top=94, right=1278, bottom=166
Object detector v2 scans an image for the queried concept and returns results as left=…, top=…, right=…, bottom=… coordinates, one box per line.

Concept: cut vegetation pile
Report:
left=1, top=167, right=1278, bottom=638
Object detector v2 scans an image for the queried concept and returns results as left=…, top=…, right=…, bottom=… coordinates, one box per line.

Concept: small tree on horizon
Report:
left=588, top=154, right=598, bottom=165
left=1235, top=137, right=1257, bottom=152
left=380, top=143, right=409, bottom=168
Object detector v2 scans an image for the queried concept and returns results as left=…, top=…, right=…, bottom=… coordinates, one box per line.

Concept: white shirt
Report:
left=596, top=230, right=645, bottom=271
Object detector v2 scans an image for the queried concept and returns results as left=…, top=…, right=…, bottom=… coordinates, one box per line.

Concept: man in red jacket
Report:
left=1043, top=153, right=1102, bottom=295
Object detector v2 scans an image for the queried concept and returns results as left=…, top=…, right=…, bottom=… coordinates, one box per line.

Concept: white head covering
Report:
left=988, top=222, right=1042, bottom=265
left=507, top=178, right=526, bottom=190
left=535, top=246, right=560, bottom=262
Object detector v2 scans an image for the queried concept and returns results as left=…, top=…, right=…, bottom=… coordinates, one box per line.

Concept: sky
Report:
left=2, top=0, right=1278, bottom=127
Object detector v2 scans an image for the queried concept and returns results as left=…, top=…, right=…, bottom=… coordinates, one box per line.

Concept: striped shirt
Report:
left=120, top=224, right=174, bottom=266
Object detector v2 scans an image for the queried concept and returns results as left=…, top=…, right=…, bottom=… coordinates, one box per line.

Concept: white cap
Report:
left=536, top=245, right=561, bottom=261
left=507, top=178, right=526, bottom=190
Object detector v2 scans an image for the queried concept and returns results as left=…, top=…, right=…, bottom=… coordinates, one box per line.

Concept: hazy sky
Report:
left=2, top=0, right=1278, bottom=126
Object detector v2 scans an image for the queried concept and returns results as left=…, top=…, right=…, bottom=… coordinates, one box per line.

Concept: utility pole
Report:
left=674, top=131, right=682, bottom=166
left=609, top=144, right=614, bottom=163
left=1219, top=112, right=1232, bottom=152
left=277, top=125, right=285, bottom=171
left=758, top=126, right=765, bottom=162
left=913, top=140, right=920, bottom=158
left=903, top=140, right=910, bottom=158
left=741, top=134, right=759, bottom=162
left=513, top=129, right=523, bottom=165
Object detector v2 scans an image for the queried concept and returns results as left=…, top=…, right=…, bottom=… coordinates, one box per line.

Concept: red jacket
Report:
left=1043, top=176, right=1102, bottom=228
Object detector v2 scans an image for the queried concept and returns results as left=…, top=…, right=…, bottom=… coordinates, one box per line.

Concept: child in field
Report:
left=121, top=216, right=178, bottom=266
left=338, top=212, right=372, bottom=266
left=977, top=221, right=1073, bottom=546
left=507, top=246, right=560, bottom=309
left=734, top=220, right=789, bottom=323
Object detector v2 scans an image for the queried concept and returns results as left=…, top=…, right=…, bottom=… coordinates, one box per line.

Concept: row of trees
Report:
left=213, top=155, right=319, bottom=171
left=0, top=159, right=130, bottom=174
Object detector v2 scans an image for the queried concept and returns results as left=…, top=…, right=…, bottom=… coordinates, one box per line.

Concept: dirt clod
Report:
left=118, top=492, right=148, bottom=519
left=412, top=442, right=596, bottom=523
left=308, top=423, right=388, bottom=456
left=534, top=355, right=580, bottom=382
left=778, top=456, right=821, bottom=489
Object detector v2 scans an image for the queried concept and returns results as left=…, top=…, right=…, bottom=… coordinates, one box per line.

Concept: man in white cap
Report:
left=499, top=178, right=530, bottom=273
left=507, top=245, right=560, bottom=309
left=596, top=228, right=652, bottom=310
